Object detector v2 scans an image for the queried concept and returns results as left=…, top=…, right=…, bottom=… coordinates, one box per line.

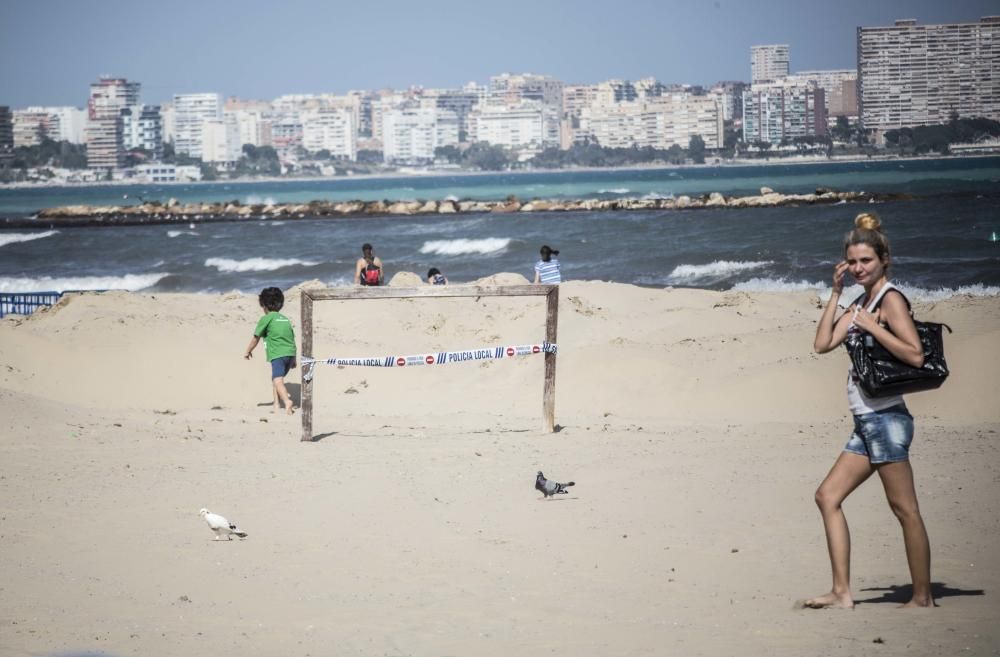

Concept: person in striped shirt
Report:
left=533, top=245, right=561, bottom=284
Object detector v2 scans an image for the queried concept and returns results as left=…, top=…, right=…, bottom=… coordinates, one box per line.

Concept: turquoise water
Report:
left=1, top=157, right=999, bottom=217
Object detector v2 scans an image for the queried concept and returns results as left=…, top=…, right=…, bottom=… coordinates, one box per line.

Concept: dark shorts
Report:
left=270, top=355, right=295, bottom=380
left=844, top=404, right=914, bottom=464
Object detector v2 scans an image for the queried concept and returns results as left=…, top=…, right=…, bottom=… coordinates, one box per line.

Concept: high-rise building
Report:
left=742, top=82, right=827, bottom=144
left=173, top=93, right=223, bottom=159
left=858, top=16, right=1000, bottom=132
left=709, top=82, right=747, bottom=122
left=301, top=108, right=357, bottom=160
left=122, top=105, right=164, bottom=158
left=786, top=70, right=859, bottom=118
left=20, top=106, right=86, bottom=143
left=86, top=77, right=140, bottom=170
left=201, top=116, right=242, bottom=164
left=488, top=73, right=564, bottom=116
left=0, top=106, right=13, bottom=164
left=382, top=107, right=458, bottom=163
left=751, top=45, right=790, bottom=84
left=422, top=83, right=485, bottom=141
left=12, top=110, right=55, bottom=147
left=472, top=101, right=560, bottom=151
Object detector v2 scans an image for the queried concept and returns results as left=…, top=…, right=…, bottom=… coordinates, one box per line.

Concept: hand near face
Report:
left=832, top=261, right=849, bottom=294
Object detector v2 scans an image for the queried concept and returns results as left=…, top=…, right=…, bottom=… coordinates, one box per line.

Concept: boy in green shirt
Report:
left=244, top=287, right=297, bottom=415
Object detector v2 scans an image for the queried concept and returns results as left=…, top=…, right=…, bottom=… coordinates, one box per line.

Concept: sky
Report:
left=1, top=0, right=997, bottom=108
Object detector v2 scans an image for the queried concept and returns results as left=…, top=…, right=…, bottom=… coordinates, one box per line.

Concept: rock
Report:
left=675, top=195, right=692, bottom=208
left=418, top=200, right=438, bottom=213
left=437, top=200, right=457, bottom=214
left=760, top=186, right=774, bottom=195
left=815, top=187, right=835, bottom=196
left=705, top=192, right=727, bottom=207
left=166, top=198, right=179, bottom=208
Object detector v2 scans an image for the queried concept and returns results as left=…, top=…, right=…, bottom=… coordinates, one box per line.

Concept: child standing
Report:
left=244, top=287, right=296, bottom=415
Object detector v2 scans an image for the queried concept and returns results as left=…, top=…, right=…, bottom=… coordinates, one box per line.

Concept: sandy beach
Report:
left=0, top=277, right=997, bottom=657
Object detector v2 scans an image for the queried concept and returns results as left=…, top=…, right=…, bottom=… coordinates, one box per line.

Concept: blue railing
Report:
left=0, top=291, right=65, bottom=318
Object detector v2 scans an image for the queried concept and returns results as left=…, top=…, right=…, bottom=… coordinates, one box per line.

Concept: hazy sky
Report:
left=1, top=0, right=996, bottom=107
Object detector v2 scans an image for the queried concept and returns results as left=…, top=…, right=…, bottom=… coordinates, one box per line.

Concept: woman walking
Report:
left=806, top=212, right=932, bottom=609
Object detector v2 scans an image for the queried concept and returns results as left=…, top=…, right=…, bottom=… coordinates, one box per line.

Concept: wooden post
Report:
left=300, top=291, right=314, bottom=442
left=543, top=286, right=559, bottom=433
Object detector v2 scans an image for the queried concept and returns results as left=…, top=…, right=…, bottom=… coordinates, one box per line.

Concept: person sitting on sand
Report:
left=244, top=286, right=296, bottom=415
left=533, top=245, right=561, bottom=284
left=427, top=267, right=448, bottom=285
left=355, top=243, right=384, bottom=286
left=805, top=212, right=932, bottom=609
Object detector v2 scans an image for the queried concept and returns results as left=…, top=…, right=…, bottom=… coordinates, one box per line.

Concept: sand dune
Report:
left=0, top=279, right=997, bottom=656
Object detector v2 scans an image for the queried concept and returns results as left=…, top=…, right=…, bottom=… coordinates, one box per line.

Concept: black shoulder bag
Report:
left=848, top=288, right=952, bottom=397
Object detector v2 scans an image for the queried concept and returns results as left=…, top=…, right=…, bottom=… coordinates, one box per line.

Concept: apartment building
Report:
left=858, top=16, right=1000, bottom=131
left=301, top=108, right=357, bottom=159
left=201, top=116, right=242, bottom=165
left=786, top=70, right=858, bottom=118
left=488, top=73, right=564, bottom=116
left=173, top=93, right=223, bottom=159
left=579, top=93, right=724, bottom=150
left=12, top=110, right=56, bottom=147
left=382, top=107, right=458, bottom=163
left=18, top=106, right=86, bottom=143
left=751, top=45, right=790, bottom=84
left=122, top=105, right=164, bottom=158
left=472, top=101, right=560, bottom=151
left=742, top=82, right=827, bottom=144
left=709, top=82, right=747, bottom=122
left=86, top=77, right=140, bottom=170
left=422, top=83, right=486, bottom=141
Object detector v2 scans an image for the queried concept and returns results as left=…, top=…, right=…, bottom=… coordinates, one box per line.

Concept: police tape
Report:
left=301, top=342, right=557, bottom=381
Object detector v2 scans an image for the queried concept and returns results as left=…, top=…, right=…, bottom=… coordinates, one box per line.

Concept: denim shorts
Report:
left=844, top=404, right=914, bottom=464
left=270, top=355, right=295, bottom=379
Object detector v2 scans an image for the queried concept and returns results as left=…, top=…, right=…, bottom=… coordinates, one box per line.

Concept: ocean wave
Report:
left=598, top=188, right=630, bottom=194
left=669, top=260, right=773, bottom=280
left=0, top=230, right=59, bottom=248
left=0, top=273, right=168, bottom=293
left=419, top=238, right=511, bottom=256
left=642, top=192, right=674, bottom=200
left=205, top=257, right=319, bottom=273
left=244, top=195, right=276, bottom=206
left=167, top=230, right=198, bottom=238
left=732, top=277, right=825, bottom=293
left=736, top=279, right=1000, bottom=301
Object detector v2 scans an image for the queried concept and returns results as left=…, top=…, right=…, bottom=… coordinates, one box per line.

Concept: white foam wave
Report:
left=642, top=191, right=674, bottom=200
left=205, top=257, right=318, bottom=273
left=0, top=273, right=168, bottom=293
left=732, top=277, right=825, bottom=293
left=245, top=195, right=277, bottom=206
left=670, top=260, right=773, bottom=280
left=419, top=238, right=511, bottom=256
left=0, top=230, right=59, bottom=248
left=598, top=188, right=630, bottom=194
left=167, top=230, right=198, bottom=238
left=735, top=279, right=1000, bottom=302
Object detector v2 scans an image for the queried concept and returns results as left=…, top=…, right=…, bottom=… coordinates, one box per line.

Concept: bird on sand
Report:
left=536, top=471, right=575, bottom=498
left=199, top=508, right=248, bottom=540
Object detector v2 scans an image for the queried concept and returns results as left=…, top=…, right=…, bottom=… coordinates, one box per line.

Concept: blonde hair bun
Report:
left=855, top=212, right=882, bottom=231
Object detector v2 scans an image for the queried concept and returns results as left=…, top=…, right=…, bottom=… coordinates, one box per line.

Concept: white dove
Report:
left=199, top=508, right=248, bottom=541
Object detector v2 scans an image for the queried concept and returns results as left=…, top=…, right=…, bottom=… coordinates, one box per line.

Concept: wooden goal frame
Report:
left=299, top=285, right=559, bottom=441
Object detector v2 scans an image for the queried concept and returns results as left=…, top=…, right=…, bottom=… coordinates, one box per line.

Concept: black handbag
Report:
left=848, top=288, right=952, bottom=397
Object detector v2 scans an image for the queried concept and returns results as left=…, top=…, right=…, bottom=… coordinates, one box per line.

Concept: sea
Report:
left=1, top=157, right=999, bottom=300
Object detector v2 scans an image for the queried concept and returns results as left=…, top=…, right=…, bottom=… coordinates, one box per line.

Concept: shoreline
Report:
left=2, top=152, right=998, bottom=192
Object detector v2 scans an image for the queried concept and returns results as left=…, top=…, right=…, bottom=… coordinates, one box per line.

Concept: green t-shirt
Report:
left=254, top=311, right=296, bottom=361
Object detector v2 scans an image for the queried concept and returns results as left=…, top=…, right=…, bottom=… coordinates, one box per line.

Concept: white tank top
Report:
left=845, top=282, right=904, bottom=414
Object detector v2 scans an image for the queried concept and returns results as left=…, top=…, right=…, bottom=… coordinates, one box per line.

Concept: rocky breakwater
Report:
left=18, top=187, right=911, bottom=228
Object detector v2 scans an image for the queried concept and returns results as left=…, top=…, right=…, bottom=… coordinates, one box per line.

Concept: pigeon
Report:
left=536, top=471, right=575, bottom=498
left=199, top=508, right=248, bottom=540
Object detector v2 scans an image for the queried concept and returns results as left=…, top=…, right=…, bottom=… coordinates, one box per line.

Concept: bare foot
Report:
left=285, top=401, right=295, bottom=415
left=802, top=591, right=854, bottom=609
left=900, top=598, right=934, bottom=608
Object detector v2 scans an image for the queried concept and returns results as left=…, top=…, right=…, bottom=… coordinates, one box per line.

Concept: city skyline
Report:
left=1, top=0, right=997, bottom=107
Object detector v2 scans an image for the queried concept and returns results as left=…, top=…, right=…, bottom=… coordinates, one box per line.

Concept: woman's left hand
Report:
left=853, top=307, right=882, bottom=333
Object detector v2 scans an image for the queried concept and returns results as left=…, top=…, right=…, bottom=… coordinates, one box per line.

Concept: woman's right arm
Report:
left=353, top=258, right=362, bottom=285
left=814, top=261, right=853, bottom=353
